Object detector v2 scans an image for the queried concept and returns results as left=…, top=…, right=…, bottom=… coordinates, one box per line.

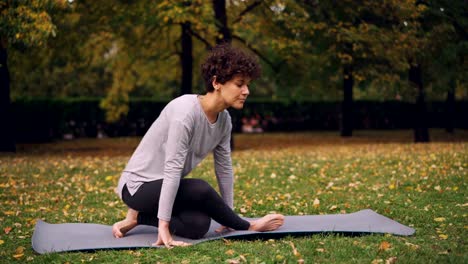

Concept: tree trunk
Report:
left=180, top=22, right=193, bottom=96
left=409, top=63, right=430, bottom=142
left=0, top=39, right=16, bottom=152
left=213, top=0, right=237, bottom=150
left=213, top=0, right=231, bottom=44
left=341, top=65, right=353, bottom=137
left=445, top=80, right=455, bottom=133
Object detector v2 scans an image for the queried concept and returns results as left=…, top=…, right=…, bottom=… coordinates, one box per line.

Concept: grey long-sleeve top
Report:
left=116, top=94, right=234, bottom=222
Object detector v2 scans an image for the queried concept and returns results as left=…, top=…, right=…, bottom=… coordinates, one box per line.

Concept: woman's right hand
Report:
left=152, top=219, right=191, bottom=248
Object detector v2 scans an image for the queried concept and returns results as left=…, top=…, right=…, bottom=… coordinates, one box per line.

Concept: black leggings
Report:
left=122, top=178, right=250, bottom=239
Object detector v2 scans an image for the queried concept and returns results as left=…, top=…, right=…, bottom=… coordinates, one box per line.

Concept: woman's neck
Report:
left=198, top=92, right=226, bottom=123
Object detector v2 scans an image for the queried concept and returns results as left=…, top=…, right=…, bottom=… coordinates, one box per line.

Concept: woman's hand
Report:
left=215, top=225, right=233, bottom=233
left=152, top=219, right=191, bottom=248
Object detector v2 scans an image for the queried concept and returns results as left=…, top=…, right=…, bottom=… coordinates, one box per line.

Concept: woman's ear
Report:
left=211, top=76, right=219, bottom=91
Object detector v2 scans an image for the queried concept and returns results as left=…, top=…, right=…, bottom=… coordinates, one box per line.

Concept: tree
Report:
left=213, top=0, right=231, bottom=44
left=295, top=0, right=424, bottom=137
left=99, top=0, right=271, bottom=122
left=417, top=0, right=468, bottom=134
left=397, top=0, right=467, bottom=142
left=0, top=0, right=63, bottom=152
left=98, top=0, right=218, bottom=122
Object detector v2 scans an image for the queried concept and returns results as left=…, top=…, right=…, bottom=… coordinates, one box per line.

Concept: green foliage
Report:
left=417, top=0, right=468, bottom=97
left=295, top=0, right=426, bottom=98
left=5, top=0, right=468, bottom=121
left=0, top=0, right=66, bottom=47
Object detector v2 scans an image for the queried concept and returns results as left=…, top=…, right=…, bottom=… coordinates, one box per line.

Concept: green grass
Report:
left=0, top=130, right=467, bottom=263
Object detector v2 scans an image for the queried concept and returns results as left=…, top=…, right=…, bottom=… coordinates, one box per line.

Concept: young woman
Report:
left=112, top=44, right=284, bottom=248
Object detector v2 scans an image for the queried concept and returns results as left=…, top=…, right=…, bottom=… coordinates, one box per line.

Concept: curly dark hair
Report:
left=201, top=44, right=261, bottom=92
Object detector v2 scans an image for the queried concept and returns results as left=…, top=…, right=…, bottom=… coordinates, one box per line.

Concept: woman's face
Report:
left=215, top=75, right=251, bottom=110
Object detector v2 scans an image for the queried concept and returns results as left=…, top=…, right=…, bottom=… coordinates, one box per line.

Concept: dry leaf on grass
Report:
left=4, top=227, right=12, bottom=234
left=13, top=246, right=25, bottom=259
left=379, top=241, right=392, bottom=251
left=313, top=198, right=320, bottom=207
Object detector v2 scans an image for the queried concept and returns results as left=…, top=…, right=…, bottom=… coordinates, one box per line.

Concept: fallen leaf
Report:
left=227, top=259, right=240, bottom=264
left=313, top=198, right=320, bottom=207
left=385, top=257, right=397, bottom=264
left=289, top=241, right=301, bottom=257
left=434, top=217, right=446, bottom=222
left=4, top=227, right=12, bottom=234
left=439, top=234, right=448, bottom=240
left=13, top=253, right=24, bottom=259
left=225, top=249, right=235, bottom=256
left=329, top=205, right=337, bottom=211
left=316, top=248, right=325, bottom=252
left=0, top=240, right=4, bottom=245
left=379, top=241, right=391, bottom=251
left=405, top=242, right=420, bottom=250
left=13, top=246, right=25, bottom=259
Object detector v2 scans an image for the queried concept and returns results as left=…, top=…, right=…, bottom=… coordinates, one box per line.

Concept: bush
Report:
left=11, top=98, right=467, bottom=142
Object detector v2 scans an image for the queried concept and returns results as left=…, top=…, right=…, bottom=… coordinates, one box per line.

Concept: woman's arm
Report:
left=156, top=119, right=192, bottom=247
left=158, top=119, right=192, bottom=221
left=213, top=127, right=234, bottom=209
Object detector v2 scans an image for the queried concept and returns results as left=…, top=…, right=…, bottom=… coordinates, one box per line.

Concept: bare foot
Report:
left=248, top=214, right=285, bottom=232
left=112, top=219, right=137, bottom=238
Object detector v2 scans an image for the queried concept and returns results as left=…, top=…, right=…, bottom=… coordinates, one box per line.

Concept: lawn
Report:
left=0, top=130, right=467, bottom=263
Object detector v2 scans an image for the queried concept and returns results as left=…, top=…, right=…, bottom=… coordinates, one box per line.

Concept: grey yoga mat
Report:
left=32, top=209, right=415, bottom=254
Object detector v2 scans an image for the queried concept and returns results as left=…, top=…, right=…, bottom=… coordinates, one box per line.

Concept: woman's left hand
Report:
left=153, top=219, right=191, bottom=248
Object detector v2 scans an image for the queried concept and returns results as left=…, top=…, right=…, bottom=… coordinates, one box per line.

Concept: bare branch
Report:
left=232, top=0, right=263, bottom=24
left=232, top=34, right=283, bottom=72
left=187, top=27, right=213, bottom=49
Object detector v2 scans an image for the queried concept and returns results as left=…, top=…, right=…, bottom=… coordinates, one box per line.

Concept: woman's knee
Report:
left=180, top=179, right=215, bottom=200
left=177, top=210, right=211, bottom=239
left=189, top=218, right=210, bottom=239
left=190, top=178, right=211, bottom=190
